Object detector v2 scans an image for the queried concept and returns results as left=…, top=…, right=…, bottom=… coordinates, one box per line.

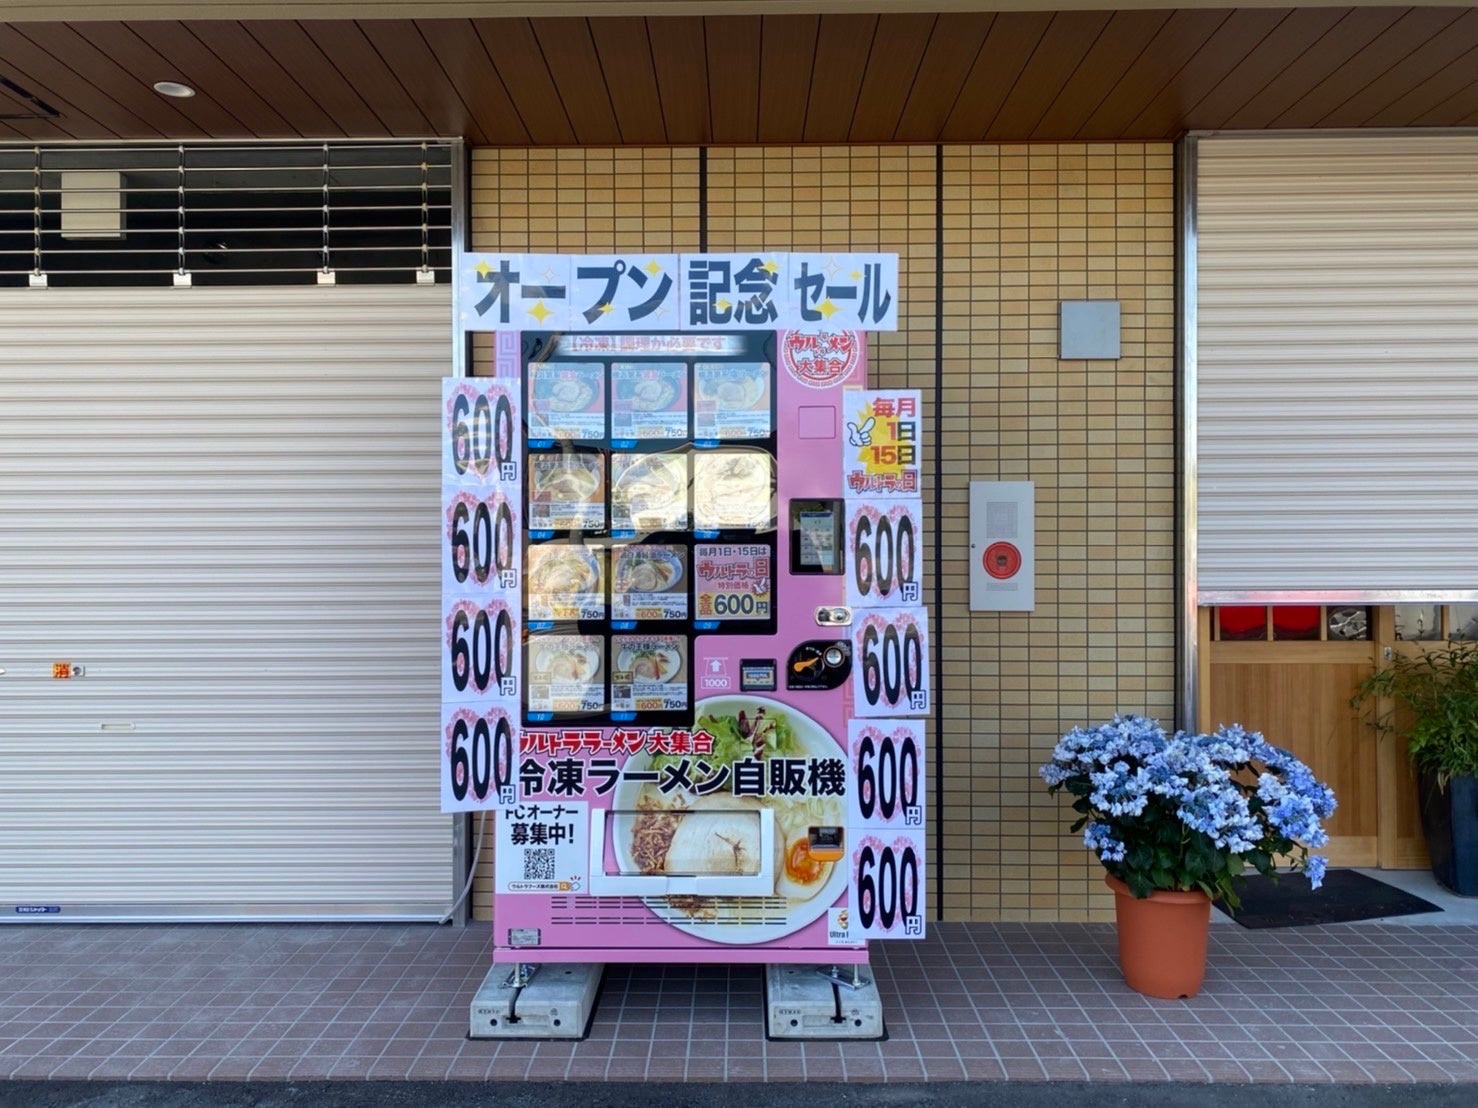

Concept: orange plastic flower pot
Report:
left=1105, top=874, right=1212, bottom=999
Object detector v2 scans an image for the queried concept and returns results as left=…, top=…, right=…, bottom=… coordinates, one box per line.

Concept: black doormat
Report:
left=1215, top=869, right=1443, bottom=928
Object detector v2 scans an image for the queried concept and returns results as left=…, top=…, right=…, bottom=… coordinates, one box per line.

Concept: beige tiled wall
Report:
left=939, top=145, right=1176, bottom=922
left=467, top=143, right=1175, bottom=924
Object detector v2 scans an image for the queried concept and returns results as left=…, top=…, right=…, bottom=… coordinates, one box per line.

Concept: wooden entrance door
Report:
left=1198, top=606, right=1426, bottom=869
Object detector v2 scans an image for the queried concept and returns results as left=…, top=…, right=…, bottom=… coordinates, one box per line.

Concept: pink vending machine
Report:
left=443, top=254, right=927, bottom=1033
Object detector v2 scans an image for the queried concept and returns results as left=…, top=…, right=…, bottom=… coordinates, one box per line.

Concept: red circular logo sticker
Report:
left=780, top=330, right=861, bottom=389
left=983, top=542, right=1022, bottom=580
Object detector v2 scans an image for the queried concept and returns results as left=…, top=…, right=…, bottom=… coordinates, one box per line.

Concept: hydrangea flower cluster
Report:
left=1040, top=715, right=1336, bottom=907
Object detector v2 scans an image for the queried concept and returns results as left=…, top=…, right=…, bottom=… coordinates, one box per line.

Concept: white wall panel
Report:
left=0, top=285, right=454, bottom=920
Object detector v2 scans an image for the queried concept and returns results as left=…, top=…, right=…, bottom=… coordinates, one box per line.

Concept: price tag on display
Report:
left=845, top=499, right=922, bottom=609
left=851, top=608, right=929, bottom=717
left=848, top=720, right=926, bottom=830
left=442, top=597, right=519, bottom=704
left=441, top=702, right=517, bottom=812
left=443, top=379, right=520, bottom=486
left=693, top=544, right=773, bottom=623
left=848, top=830, right=926, bottom=939
left=443, top=488, right=520, bottom=595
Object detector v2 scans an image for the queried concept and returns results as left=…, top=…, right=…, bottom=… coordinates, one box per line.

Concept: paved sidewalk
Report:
left=2, top=915, right=1476, bottom=1085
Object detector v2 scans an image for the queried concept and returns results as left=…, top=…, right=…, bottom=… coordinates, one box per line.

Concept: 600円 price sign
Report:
left=845, top=499, right=922, bottom=609
left=851, top=608, right=930, bottom=717
left=848, top=830, right=926, bottom=939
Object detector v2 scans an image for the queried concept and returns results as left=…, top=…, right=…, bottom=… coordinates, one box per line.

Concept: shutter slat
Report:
left=1196, top=135, right=1478, bottom=600
left=0, top=285, right=455, bottom=919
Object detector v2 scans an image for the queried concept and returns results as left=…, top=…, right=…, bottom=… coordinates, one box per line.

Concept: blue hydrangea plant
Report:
left=1040, top=716, right=1336, bottom=908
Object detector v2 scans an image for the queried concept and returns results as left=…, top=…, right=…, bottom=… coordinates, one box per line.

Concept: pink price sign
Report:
left=693, top=543, right=773, bottom=622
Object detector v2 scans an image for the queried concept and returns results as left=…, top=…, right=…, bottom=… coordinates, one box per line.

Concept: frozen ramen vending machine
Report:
left=444, top=253, right=928, bottom=1037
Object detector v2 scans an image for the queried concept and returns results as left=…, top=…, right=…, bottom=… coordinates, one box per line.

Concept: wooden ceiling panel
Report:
left=244, top=20, right=385, bottom=135
left=301, top=20, right=432, bottom=136
left=706, top=15, right=760, bottom=145
left=938, top=11, right=1051, bottom=142
left=1185, top=7, right=1349, bottom=129
left=848, top=13, right=934, bottom=143
left=647, top=15, right=708, bottom=144
left=1317, top=9, right=1478, bottom=125
left=1, top=9, right=1475, bottom=146
left=1029, top=8, right=1170, bottom=140
left=15, top=22, right=205, bottom=137
left=0, top=23, right=157, bottom=138
left=988, top=10, right=1112, bottom=139
left=471, top=18, right=574, bottom=145
left=70, top=21, right=252, bottom=137
left=1416, top=75, right=1478, bottom=126
left=531, top=18, right=619, bottom=145
left=1270, top=8, right=1468, bottom=129
left=891, top=13, right=994, bottom=142
left=1217, top=7, right=1403, bottom=130
left=127, top=20, right=296, bottom=136
left=588, top=17, right=665, bottom=144
left=184, top=19, right=344, bottom=137
left=756, top=14, right=816, bottom=145
left=1075, top=8, right=1228, bottom=139
left=1368, top=40, right=1478, bottom=126
left=413, top=19, right=526, bottom=144
left=1124, top=8, right=1292, bottom=138
left=802, top=13, right=875, bottom=145
left=359, top=19, right=487, bottom=144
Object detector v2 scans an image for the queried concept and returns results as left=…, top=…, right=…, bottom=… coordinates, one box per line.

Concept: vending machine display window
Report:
left=520, top=332, right=779, bottom=727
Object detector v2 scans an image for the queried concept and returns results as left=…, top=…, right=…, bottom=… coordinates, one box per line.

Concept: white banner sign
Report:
left=441, top=378, right=522, bottom=813
left=458, top=252, right=898, bottom=333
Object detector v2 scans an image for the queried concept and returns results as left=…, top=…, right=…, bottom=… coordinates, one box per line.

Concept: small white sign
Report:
left=851, top=607, right=929, bottom=718
left=846, top=719, right=926, bottom=831
left=969, top=480, right=1035, bottom=612
left=440, top=700, right=518, bottom=812
left=844, top=499, right=922, bottom=609
left=848, top=829, right=925, bottom=939
left=494, top=801, right=588, bottom=894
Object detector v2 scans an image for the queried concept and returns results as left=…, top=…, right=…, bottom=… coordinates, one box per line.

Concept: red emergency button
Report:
left=983, top=542, right=1022, bottom=580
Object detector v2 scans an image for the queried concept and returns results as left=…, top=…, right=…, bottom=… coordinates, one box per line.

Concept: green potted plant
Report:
left=1352, top=641, right=1478, bottom=896
left=1040, top=716, right=1334, bottom=999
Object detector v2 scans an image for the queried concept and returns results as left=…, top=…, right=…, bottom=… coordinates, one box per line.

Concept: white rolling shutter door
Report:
left=1196, top=134, right=1478, bottom=601
left=0, top=285, right=453, bottom=921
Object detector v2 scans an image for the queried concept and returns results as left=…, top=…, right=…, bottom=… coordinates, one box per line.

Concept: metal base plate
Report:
left=468, top=962, right=603, bottom=1040
left=764, top=963, right=885, bottom=1040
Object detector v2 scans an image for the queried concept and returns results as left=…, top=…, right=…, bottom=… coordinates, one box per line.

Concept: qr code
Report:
left=522, top=848, right=556, bottom=881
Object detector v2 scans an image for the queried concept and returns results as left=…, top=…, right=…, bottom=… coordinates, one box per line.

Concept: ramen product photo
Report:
left=693, top=451, right=774, bottom=531
left=611, top=452, right=689, bottom=532
left=611, top=544, right=688, bottom=621
left=528, top=452, right=605, bottom=530
left=610, top=634, right=688, bottom=714
left=526, top=544, right=605, bottom=622
left=611, top=362, right=687, bottom=440
left=528, top=361, right=606, bottom=441
left=525, top=633, right=605, bottom=715
left=694, top=361, right=771, bottom=440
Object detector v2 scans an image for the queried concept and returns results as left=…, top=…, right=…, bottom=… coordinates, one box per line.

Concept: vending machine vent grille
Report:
left=549, top=895, right=789, bottom=927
